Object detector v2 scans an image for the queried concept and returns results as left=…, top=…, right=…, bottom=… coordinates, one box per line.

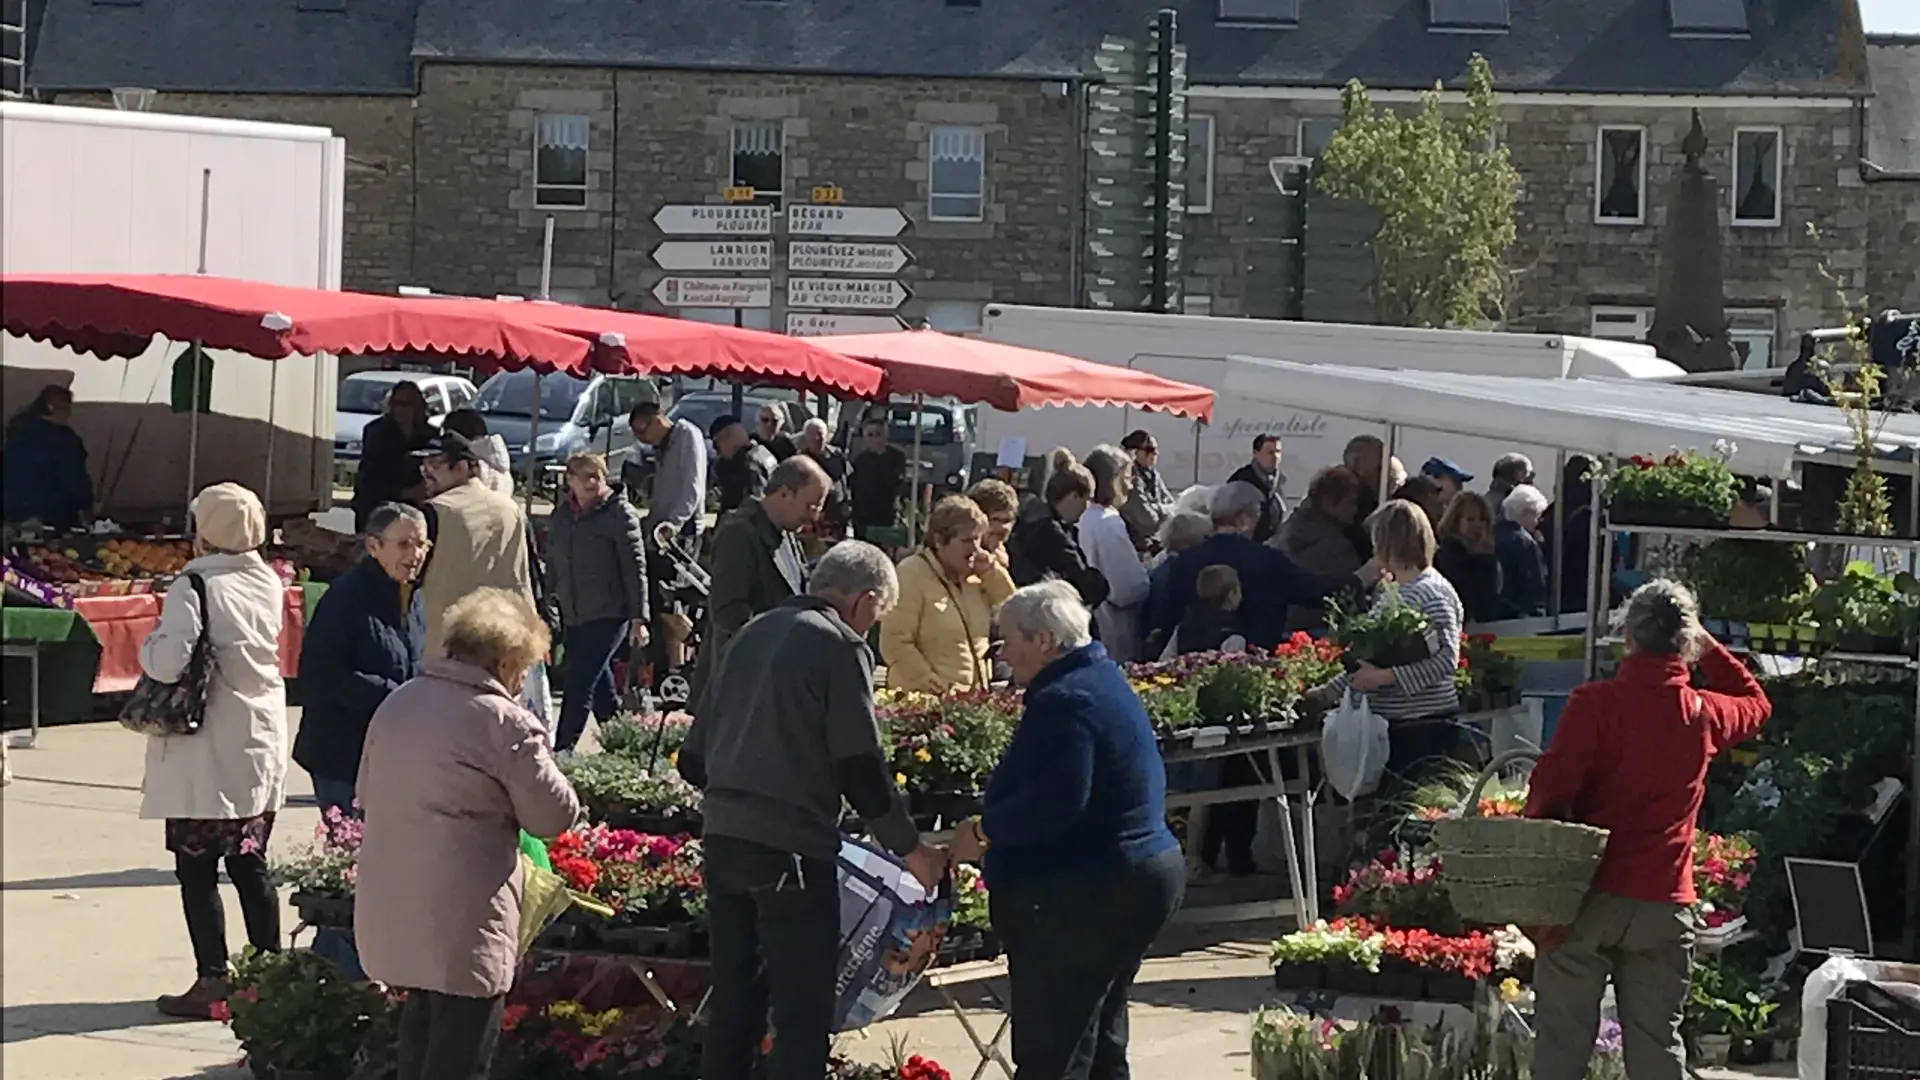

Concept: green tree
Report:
left=1316, top=54, right=1520, bottom=328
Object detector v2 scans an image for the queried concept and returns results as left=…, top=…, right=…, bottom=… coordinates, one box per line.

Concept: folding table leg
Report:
left=941, top=981, right=1014, bottom=1080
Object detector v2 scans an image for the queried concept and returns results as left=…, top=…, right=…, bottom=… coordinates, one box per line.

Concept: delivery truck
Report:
left=977, top=305, right=1686, bottom=503
left=1, top=101, right=346, bottom=523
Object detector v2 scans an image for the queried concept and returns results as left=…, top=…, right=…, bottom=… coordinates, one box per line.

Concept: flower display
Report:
left=1453, top=633, right=1523, bottom=710
left=1269, top=920, right=1386, bottom=972
left=269, top=804, right=363, bottom=895
left=1692, top=831, right=1757, bottom=929
left=1331, top=848, right=1457, bottom=933
left=1600, top=446, right=1740, bottom=523
left=951, top=863, right=991, bottom=931
left=549, top=826, right=705, bottom=923
left=492, top=999, right=689, bottom=1079
left=1125, top=638, right=1344, bottom=734
left=876, top=688, right=1018, bottom=794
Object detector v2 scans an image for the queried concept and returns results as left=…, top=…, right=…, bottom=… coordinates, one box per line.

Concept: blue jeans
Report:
left=556, top=618, right=628, bottom=752
left=306, top=772, right=365, bottom=980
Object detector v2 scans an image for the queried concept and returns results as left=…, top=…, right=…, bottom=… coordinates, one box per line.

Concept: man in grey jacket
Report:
left=680, top=541, right=945, bottom=1080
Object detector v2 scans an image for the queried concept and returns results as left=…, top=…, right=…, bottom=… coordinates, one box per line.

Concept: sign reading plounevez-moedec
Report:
left=788, top=241, right=912, bottom=275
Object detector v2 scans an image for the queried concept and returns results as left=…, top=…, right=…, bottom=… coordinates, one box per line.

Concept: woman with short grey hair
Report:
left=1495, top=483, right=1550, bottom=618
left=948, top=577, right=1184, bottom=1079
left=1523, top=578, right=1770, bottom=1080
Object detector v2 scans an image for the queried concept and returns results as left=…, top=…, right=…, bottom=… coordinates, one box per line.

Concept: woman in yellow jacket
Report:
left=882, top=495, right=1017, bottom=692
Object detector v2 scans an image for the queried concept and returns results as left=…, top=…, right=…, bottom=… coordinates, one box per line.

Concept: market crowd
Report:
left=79, top=378, right=1638, bottom=1080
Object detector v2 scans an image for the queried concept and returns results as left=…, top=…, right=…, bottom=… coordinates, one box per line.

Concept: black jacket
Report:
left=352, top=414, right=431, bottom=510
left=1494, top=519, right=1548, bottom=619
left=1007, top=497, right=1110, bottom=609
left=1227, top=462, right=1288, bottom=544
left=293, top=557, right=417, bottom=783
left=714, top=443, right=776, bottom=514
left=691, top=499, right=803, bottom=703
left=1436, top=536, right=1503, bottom=624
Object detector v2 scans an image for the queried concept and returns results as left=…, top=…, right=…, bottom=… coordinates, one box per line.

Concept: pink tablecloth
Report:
left=73, top=587, right=307, bottom=693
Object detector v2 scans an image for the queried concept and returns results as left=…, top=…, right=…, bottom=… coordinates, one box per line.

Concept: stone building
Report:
left=22, top=0, right=1916, bottom=358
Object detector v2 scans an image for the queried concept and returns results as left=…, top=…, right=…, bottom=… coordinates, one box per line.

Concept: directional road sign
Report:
left=786, top=312, right=907, bottom=337
left=788, top=241, right=912, bottom=275
left=650, top=240, right=773, bottom=272
left=787, top=278, right=910, bottom=311
left=786, top=205, right=908, bottom=238
left=652, top=277, right=773, bottom=308
left=652, top=204, right=774, bottom=236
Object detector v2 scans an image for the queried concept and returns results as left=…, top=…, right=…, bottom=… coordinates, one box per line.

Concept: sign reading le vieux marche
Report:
left=787, top=277, right=910, bottom=311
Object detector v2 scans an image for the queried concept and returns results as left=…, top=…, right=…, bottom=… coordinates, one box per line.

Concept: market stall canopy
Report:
left=809, top=328, right=1217, bottom=421
left=1223, top=356, right=1920, bottom=478
left=1, top=273, right=597, bottom=374
left=505, top=302, right=886, bottom=398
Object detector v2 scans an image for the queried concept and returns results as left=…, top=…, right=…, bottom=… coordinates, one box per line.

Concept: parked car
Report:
left=472, top=369, right=663, bottom=486
left=332, top=370, right=477, bottom=486
left=837, top=397, right=978, bottom=494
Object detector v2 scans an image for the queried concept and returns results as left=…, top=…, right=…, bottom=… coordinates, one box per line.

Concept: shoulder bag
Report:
left=119, top=573, right=213, bottom=737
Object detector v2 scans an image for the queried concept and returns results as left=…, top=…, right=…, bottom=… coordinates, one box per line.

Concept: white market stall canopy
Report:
left=1223, top=356, right=1920, bottom=479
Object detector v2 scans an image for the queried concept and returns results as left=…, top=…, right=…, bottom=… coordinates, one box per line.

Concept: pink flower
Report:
left=209, top=999, right=231, bottom=1022
left=238, top=837, right=260, bottom=856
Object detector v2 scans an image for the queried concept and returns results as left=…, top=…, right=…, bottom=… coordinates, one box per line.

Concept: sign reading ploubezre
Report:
left=653, top=204, right=774, bottom=236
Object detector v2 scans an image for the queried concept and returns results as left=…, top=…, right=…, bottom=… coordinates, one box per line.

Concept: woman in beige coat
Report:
left=355, top=587, right=580, bottom=1080
left=141, top=483, right=290, bottom=1019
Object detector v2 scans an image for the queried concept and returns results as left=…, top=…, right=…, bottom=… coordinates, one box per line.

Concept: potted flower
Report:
left=1453, top=634, right=1524, bottom=712
left=1270, top=920, right=1383, bottom=993
left=1194, top=660, right=1290, bottom=731
left=559, top=753, right=703, bottom=833
left=493, top=1000, right=692, bottom=1079
left=1602, top=445, right=1741, bottom=528
left=224, top=948, right=399, bottom=1080
left=1810, top=562, right=1919, bottom=654
left=1328, top=584, right=1432, bottom=672
left=1331, top=849, right=1459, bottom=936
left=271, top=805, right=361, bottom=928
left=940, top=864, right=998, bottom=963
left=547, top=826, right=707, bottom=956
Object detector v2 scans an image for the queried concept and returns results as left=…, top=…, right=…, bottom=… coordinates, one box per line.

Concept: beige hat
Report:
left=193, top=482, right=266, bottom=553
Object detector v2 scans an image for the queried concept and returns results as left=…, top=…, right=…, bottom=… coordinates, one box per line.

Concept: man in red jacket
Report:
left=1525, top=580, right=1771, bottom=1080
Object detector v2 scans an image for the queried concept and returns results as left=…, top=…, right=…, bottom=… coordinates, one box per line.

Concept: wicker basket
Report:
left=1429, top=750, right=1610, bottom=927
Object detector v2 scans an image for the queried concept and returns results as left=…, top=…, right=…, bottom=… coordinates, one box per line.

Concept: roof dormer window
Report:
left=1217, top=0, right=1299, bottom=28
left=1428, top=0, right=1510, bottom=33
left=1669, top=0, right=1749, bottom=37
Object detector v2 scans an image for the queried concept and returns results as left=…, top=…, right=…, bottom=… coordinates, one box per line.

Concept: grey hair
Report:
left=801, top=417, right=831, bottom=441
left=998, top=579, right=1094, bottom=651
left=768, top=453, right=830, bottom=495
left=1493, top=452, right=1535, bottom=483
left=808, top=540, right=900, bottom=613
left=364, top=502, right=427, bottom=539
left=1619, top=579, right=1703, bottom=661
left=1083, top=444, right=1132, bottom=508
left=1502, top=483, right=1550, bottom=522
left=1210, top=480, right=1266, bottom=527
left=1159, top=510, right=1213, bottom=554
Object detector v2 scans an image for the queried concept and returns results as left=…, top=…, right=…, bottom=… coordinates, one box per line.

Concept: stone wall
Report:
left=1186, top=94, right=1874, bottom=344
left=411, top=65, right=1082, bottom=325
left=50, top=91, right=417, bottom=294
left=1866, top=178, right=1920, bottom=311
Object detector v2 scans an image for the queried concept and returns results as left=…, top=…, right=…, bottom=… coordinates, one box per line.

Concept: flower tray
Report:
left=591, top=921, right=695, bottom=958
left=599, top=809, right=703, bottom=837
left=910, top=790, right=984, bottom=825
left=1422, top=971, right=1478, bottom=1004
left=1375, top=960, right=1426, bottom=1000
left=936, top=927, right=1002, bottom=966
left=1272, top=962, right=1327, bottom=992
left=289, top=891, right=354, bottom=929
left=1324, top=962, right=1378, bottom=997
left=1607, top=501, right=1728, bottom=529
left=531, top=920, right=581, bottom=951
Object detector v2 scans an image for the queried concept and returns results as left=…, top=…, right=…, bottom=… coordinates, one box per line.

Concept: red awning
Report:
left=506, top=302, right=886, bottom=398
left=0, top=273, right=597, bottom=374
left=807, top=328, right=1217, bottom=422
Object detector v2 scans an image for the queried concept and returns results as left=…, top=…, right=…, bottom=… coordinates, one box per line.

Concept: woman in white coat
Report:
left=1080, top=445, right=1153, bottom=663
left=141, top=483, right=290, bottom=1019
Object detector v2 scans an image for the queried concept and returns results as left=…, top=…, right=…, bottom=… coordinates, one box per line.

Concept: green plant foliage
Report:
left=1809, top=562, right=1920, bottom=637
left=1194, top=662, right=1288, bottom=725
left=559, top=753, right=700, bottom=820
left=1682, top=541, right=1815, bottom=624
left=1316, top=54, right=1520, bottom=328
left=227, top=947, right=398, bottom=1076
left=1601, top=449, right=1741, bottom=522
left=1327, top=582, right=1432, bottom=666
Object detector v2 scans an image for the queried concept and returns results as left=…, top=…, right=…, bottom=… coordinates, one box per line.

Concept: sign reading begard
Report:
left=652, top=277, right=773, bottom=309
left=789, top=241, right=912, bottom=275
left=786, top=312, right=907, bottom=337
left=653, top=204, right=774, bottom=236
left=786, top=205, right=908, bottom=238
left=651, top=240, right=773, bottom=272
left=787, top=278, right=910, bottom=310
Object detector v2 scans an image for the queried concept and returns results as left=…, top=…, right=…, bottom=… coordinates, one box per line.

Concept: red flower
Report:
left=501, top=1004, right=529, bottom=1031
left=209, top=999, right=231, bottom=1022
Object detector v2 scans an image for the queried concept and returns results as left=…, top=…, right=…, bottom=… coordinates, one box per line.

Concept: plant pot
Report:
left=601, top=808, right=703, bottom=837
left=1608, top=500, right=1726, bottom=529
left=1872, top=634, right=1907, bottom=655
left=1422, top=971, right=1477, bottom=1004
left=1324, top=962, right=1377, bottom=996
left=1272, top=962, right=1327, bottom=992
left=1836, top=630, right=1878, bottom=653
left=1374, top=960, right=1425, bottom=1000
left=289, top=891, right=354, bottom=929
left=1703, top=618, right=1729, bottom=639
left=1729, top=1037, right=1773, bottom=1066
left=1370, top=639, right=1432, bottom=669
left=595, top=921, right=694, bottom=958
left=1694, top=1034, right=1732, bottom=1067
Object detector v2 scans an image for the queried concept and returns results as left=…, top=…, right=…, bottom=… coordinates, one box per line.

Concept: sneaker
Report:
left=156, top=976, right=229, bottom=1020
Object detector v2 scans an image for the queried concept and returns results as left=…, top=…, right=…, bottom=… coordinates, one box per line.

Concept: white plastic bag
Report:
left=1799, top=954, right=1878, bottom=1080
left=1321, top=691, right=1390, bottom=800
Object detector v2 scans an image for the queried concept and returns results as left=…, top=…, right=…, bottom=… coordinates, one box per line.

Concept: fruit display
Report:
left=95, top=537, right=193, bottom=578
left=6, top=534, right=310, bottom=602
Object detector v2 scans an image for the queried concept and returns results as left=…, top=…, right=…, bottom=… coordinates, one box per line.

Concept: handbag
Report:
left=119, top=572, right=213, bottom=737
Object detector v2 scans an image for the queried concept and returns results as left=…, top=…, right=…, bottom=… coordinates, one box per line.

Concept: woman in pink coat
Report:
left=355, top=587, right=580, bottom=1080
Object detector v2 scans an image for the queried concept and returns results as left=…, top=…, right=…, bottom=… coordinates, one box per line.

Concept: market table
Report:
left=924, top=958, right=1014, bottom=1080
left=1, top=583, right=321, bottom=727
left=1163, top=727, right=1325, bottom=929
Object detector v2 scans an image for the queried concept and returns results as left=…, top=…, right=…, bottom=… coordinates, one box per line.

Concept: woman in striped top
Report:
left=1319, top=499, right=1466, bottom=791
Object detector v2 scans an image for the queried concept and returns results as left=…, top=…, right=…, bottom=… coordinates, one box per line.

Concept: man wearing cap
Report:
left=415, top=432, right=537, bottom=662
left=1421, top=457, right=1474, bottom=512
left=1226, top=434, right=1289, bottom=544
left=710, top=414, right=777, bottom=515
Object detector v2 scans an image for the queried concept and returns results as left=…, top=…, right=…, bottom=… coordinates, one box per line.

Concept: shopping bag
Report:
left=516, top=852, right=615, bottom=958
left=831, top=839, right=955, bottom=1033
left=1320, top=691, right=1389, bottom=800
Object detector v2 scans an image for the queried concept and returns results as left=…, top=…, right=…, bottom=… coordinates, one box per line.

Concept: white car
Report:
left=332, top=370, right=478, bottom=484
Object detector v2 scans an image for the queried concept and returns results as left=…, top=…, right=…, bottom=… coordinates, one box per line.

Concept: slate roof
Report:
left=29, top=0, right=421, bottom=93
left=1867, top=34, right=1920, bottom=173
left=26, top=0, right=1865, bottom=96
